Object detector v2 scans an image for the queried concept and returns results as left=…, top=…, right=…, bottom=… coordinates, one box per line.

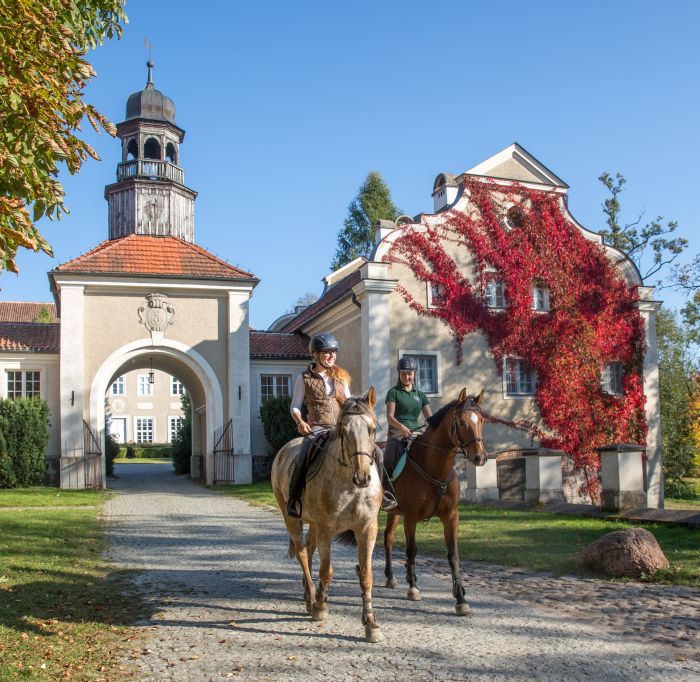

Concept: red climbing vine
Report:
left=384, top=177, right=647, bottom=497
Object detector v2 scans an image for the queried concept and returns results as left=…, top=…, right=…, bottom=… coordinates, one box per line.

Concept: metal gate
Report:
left=213, top=419, right=234, bottom=484
left=497, top=456, right=525, bottom=500
left=60, top=421, right=103, bottom=489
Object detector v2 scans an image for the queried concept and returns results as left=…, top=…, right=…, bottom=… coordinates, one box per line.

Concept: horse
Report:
left=383, top=387, right=488, bottom=615
left=271, top=387, right=385, bottom=643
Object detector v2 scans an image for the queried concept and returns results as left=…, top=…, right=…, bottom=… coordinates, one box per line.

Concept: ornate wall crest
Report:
left=138, top=293, right=175, bottom=337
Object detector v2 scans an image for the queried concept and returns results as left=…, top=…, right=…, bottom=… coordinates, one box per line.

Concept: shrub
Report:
left=105, top=433, right=120, bottom=477
left=125, top=444, right=136, bottom=459
left=120, top=443, right=172, bottom=459
left=0, top=398, right=50, bottom=488
left=171, top=393, right=192, bottom=474
left=259, top=395, right=298, bottom=455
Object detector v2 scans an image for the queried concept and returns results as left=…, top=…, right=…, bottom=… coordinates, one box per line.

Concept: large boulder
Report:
left=576, top=527, right=669, bottom=578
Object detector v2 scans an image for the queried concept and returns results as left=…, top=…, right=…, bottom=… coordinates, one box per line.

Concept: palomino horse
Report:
left=383, top=388, right=488, bottom=615
left=271, top=388, right=384, bottom=643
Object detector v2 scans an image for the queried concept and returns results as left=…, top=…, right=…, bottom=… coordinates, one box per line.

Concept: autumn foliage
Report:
left=385, top=178, right=647, bottom=494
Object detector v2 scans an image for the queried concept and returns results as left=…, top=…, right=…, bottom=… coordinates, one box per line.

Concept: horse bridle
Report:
left=451, top=402, right=484, bottom=453
left=337, top=414, right=376, bottom=468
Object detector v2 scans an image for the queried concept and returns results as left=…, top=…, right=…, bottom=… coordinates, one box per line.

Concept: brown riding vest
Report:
left=302, top=364, right=346, bottom=428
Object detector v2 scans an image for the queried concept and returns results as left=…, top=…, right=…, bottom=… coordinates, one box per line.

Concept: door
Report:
left=109, top=417, right=127, bottom=443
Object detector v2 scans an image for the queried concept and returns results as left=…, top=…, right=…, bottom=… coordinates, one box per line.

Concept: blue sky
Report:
left=2, top=1, right=698, bottom=330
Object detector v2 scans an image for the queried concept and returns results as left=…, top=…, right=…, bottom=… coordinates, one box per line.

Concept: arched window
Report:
left=144, top=137, right=161, bottom=160
left=505, top=206, right=525, bottom=230
left=126, top=139, right=138, bottom=160
left=165, top=143, right=177, bottom=164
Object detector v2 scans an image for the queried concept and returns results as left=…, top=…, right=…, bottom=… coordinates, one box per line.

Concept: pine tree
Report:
left=331, top=172, right=400, bottom=270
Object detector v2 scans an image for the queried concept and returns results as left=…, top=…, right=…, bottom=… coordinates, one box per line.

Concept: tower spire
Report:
left=146, top=60, right=154, bottom=87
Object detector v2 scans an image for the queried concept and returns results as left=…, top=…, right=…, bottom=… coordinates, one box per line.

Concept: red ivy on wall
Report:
left=384, top=178, right=647, bottom=496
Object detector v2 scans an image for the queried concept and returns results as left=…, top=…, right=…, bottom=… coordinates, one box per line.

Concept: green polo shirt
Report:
left=385, top=383, right=429, bottom=430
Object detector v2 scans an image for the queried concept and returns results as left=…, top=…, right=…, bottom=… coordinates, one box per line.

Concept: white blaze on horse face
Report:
left=470, top=412, right=479, bottom=425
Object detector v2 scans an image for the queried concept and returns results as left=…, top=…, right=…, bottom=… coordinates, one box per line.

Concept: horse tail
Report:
left=333, top=529, right=357, bottom=547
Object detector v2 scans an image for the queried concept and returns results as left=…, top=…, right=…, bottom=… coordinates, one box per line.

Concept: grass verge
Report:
left=0, top=488, right=148, bottom=681
left=113, top=458, right=171, bottom=465
left=666, top=477, right=700, bottom=509
left=220, top=481, right=700, bottom=588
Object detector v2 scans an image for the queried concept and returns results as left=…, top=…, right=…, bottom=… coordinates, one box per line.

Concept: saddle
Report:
left=303, top=430, right=333, bottom=483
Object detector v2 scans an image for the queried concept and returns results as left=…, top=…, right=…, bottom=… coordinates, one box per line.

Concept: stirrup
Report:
left=286, top=498, right=302, bottom=518
left=381, top=491, right=398, bottom=512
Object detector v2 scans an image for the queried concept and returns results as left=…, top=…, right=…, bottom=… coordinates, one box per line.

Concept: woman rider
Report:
left=384, top=355, right=433, bottom=473
left=286, top=332, right=395, bottom=518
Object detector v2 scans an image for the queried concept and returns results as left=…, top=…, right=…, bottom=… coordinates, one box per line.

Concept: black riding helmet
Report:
left=309, top=332, right=340, bottom=355
left=397, top=356, right=418, bottom=371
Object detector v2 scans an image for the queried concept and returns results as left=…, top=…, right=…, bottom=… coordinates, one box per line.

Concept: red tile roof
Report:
left=249, top=331, right=309, bottom=359
left=0, top=322, right=60, bottom=352
left=53, top=234, right=257, bottom=280
left=0, top=301, right=58, bottom=323
left=278, top=270, right=361, bottom=333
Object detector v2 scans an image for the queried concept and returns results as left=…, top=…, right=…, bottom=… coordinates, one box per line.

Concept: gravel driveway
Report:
left=103, top=464, right=699, bottom=681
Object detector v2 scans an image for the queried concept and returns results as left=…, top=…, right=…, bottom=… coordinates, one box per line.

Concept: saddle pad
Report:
left=389, top=452, right=407, bottom=482
left=305, top=431, right=331, bottom=483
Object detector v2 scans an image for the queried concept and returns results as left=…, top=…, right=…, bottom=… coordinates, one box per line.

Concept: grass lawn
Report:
left=219, top=481, right=700, bottom=588
left=666, top=477, right=700, bottom=509
left=113, top=457, right=172, bottom=465
left=0, top=488, right=147, bottom=681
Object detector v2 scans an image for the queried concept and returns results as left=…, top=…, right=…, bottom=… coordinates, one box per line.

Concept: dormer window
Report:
left=532, top=284, right=550, bottom=312
left=485, top=274, right=506, bottom=309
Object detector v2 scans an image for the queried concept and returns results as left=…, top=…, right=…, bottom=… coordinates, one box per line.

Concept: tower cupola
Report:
left=104, top=62, right=197, bottom=242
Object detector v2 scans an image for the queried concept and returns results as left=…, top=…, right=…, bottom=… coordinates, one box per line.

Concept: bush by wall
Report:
left=259, top=395, right=298, bottom=455
left=118, top=443, right=173, bottom=459
left=0, top=398, right=50, bottom=488
left=105, top=433, right=119, bottom=476
left=171, top=393, right=192, bottom=474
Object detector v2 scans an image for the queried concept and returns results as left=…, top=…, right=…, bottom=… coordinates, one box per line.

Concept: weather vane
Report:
left=144, top=37, right=152, bottom=61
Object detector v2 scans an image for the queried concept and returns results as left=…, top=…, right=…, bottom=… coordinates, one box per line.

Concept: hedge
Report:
left=119, top=443, right=173, bottom=459
left=0, top=398, right=50, bottom=488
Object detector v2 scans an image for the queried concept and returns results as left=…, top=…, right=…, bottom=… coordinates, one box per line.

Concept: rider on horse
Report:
left=384, top=355, right=433, bottom=475
left=286, top=332, right=396, bottom=518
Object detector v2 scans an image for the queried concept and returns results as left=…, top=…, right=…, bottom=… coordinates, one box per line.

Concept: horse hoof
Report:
left=455, top=602, right=471, bottom=616
left=407, top=587, right=422, bottom=601
left=385, top=578, right=398, bottom=589
left=365, top=626, right=385, bottom=643
left=311, top=606, right=328, bottom=622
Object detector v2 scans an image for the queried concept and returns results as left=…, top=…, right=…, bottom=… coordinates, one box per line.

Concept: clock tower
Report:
left=104, top=62, right=197, bottom=242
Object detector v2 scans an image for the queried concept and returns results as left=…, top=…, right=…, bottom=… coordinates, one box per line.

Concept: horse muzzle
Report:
left=353, top=471, right=371, bottom=487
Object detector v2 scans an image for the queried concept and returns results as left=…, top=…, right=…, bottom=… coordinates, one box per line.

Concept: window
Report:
left=171, top=377, right=185, bottom=396
left=485, top=275, right=506, bottom=309
left=505, top=358, right=537, bottom=396
left=505, top=206, right=525, bottom=229
left=427, top=282, right=445, bottom=308
left=168, top=416, right=183, bottom=442
left=135, top=417, right=154, bottom=444
left=602, top=362, right=623, bottom=396
left=532, top=285, right=550, bottom=312
left=6, top=370, right=40, bottom=399
left=137, top=374, right=153, bottom=396
left=111, top=376, right=125, bottom=395
left=260, top=374, right=291, bottom=404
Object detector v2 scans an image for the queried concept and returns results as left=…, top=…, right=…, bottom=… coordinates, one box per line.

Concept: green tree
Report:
left=33, top=305, right=55, bottom=323
left=0, top=0, right=126, bottom=273
left=670, top=254, right=700, bottom=345
left=656, top=308, right=697, bottom=494
left=599, top=172, right=687, bottom=283
left=331, top=171, right=401, bottom=270
left=259, top=395, right=297, bottom=455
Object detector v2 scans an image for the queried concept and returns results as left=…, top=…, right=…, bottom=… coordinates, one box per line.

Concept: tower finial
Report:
left=144, top=37, right=153, bottom=86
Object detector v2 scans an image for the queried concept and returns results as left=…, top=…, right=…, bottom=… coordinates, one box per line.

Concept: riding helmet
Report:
left=397, top=356, right=418, bottom=372
left=309, top=332, right=340, bottom=354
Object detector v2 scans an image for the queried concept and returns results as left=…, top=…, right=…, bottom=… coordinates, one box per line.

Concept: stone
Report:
left=576, top=528, right=670, bottom=578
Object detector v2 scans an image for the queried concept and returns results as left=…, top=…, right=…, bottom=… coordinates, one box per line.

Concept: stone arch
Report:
left=165, top=142, right=177, bottom=164
left=89, top=338, right=224, bottom=486
left=144, top=137, right=161, bottom=160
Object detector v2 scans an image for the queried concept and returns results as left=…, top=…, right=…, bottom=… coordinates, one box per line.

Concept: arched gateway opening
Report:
left=89, top=339, right=224, bottom=487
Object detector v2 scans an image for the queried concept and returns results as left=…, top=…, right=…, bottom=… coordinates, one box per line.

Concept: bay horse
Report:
left=383, top=387, right=487, bottom=615
left=271, top=388, right=384, bottom=643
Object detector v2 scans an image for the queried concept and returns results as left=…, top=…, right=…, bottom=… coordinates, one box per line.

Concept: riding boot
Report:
left=375, top=445, right=398, bottom=511
left=286, top=447, right=308, bottom=518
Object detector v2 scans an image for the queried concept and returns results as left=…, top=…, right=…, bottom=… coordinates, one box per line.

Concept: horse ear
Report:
left=474, top=388, right=484, bottom=405
left=364, top=386, right=377, bottom=408
left=458, top=387, right=468, bottom=402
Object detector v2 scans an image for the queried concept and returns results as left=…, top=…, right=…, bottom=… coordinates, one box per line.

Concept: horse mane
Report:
left=426, top=396, right=481, bottom=431
left=426, top=400, right=458, bottom=430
